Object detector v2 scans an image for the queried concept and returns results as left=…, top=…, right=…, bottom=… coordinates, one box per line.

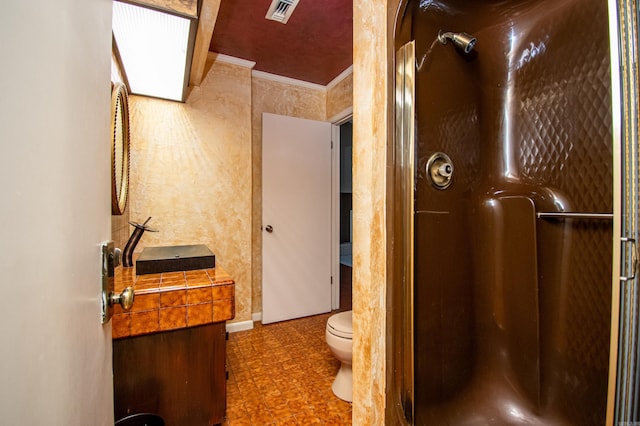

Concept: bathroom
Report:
left=110, top=0, right=356, bottom=419
left=2, top=0, right=375, bottom=423
left=108, top=0, right=361, bottom=422
left=3, top=0, right=640, bottom=425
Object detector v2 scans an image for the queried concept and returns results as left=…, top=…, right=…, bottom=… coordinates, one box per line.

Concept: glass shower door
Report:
left=611, top=0, right=640, bottom=423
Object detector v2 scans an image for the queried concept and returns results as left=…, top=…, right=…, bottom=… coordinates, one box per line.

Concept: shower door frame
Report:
left=608, top=0, right=640, bottom=423
left=606, top=0, right=623, bottom=421
left=390, top=39, right=416, bottom=424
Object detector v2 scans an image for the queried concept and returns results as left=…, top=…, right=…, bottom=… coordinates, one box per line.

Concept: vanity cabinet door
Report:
left=113, top=323, right=227, bottom=425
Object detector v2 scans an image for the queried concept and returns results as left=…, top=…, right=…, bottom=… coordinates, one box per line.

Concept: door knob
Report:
left=265, top=225, right=274, bottom=233
left=110, top=286, right=135, bottom=310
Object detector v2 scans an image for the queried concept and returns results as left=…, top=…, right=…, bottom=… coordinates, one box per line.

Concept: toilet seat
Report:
left=327, top=310, right=352, bottom=339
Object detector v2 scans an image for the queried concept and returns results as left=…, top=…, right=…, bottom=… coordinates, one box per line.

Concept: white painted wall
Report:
left=0, top=0, right=114, bottom=424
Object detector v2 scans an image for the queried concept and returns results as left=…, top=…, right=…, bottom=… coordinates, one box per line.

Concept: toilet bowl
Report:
left=326, top=310, right=353, bottom=402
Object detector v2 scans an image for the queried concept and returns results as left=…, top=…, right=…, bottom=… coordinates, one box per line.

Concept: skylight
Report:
left=112, top=1, right=196, bottom=102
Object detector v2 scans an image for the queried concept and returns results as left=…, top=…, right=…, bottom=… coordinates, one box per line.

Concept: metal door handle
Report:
left=621, top=236, right=638, bottom=282
left=110, top=287, right=135, bottom=310
left=265, top=225, right=273, bottom=233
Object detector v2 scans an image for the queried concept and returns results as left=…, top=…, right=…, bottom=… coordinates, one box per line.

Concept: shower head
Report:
left=438, top=31, right=477, bottom=54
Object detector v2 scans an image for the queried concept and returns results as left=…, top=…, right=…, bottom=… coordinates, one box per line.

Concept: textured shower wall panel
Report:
left=414, top=209, right=475, bottom=402
left=400, top=0, right=483, bottom=412
left=397, top=0, right=613, bottom=424
left=512, top=0, right=613, bottom=423
left=129, top=60, right=253, bottom=323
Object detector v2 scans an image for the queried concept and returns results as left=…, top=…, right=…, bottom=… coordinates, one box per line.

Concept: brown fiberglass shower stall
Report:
left=389, top=0, right=640, bottom=424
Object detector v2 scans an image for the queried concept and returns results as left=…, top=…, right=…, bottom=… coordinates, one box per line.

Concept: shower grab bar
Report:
left=536, top=212, right=613, bottom=220
left=538, top=212, right=637, bottom=280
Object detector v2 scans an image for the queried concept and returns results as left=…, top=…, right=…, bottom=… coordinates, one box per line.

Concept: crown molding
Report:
left=207, top=52, right=256, bottom=69
left=326, top=65, right=353, bottom=90
left=328, top=106, right=353, bottom=125
left=208, top=52, right=350, bottom=92
left=251, top=70, right=327, bottom=91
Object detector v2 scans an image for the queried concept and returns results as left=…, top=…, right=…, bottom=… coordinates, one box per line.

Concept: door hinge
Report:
left=331, top=140, right=334, bottom=149
left=331, top=276, right=333, bottom=284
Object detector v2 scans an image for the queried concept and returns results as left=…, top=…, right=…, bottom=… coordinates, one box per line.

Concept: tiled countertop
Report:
left=112, top=264, right=235, bottom=339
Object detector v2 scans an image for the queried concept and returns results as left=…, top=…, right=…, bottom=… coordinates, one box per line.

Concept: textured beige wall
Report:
left=128, top=59, right=253, bottom=323
left=327, top=71, right=353, bottom=120
left=250, top=76, right=327, bottom=314
left=352, top=0, right=393, bottom=424
left=121, top=7, right=392, bottom=420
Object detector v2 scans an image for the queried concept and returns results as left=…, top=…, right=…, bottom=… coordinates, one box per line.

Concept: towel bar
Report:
left=536, top=212, right=614, bottom=220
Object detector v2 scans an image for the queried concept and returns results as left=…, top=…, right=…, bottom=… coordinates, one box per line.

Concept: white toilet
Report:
left=326, top=310, right=353, bottom=402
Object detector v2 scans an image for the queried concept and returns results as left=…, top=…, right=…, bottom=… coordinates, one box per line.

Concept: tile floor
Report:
left=224, top=313, right=352, bottom=425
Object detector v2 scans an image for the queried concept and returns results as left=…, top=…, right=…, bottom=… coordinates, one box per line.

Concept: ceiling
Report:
left=208, top=0, right=353, bottom=86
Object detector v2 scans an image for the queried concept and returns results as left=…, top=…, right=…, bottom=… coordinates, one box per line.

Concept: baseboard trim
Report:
left=225, top=320, right=254, bottom=333
left=252, top=312, right=262, bottom=323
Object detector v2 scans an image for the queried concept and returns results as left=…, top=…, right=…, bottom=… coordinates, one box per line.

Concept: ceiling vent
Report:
left=265, top=0, right=300, bottom=24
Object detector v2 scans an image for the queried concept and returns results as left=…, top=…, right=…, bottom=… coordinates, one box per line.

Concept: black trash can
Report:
left=115, top=413, right=164, bottom=426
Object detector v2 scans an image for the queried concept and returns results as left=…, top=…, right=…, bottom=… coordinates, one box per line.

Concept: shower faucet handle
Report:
left=426, top=152, right=454, bottom=189
left=437, top=163, right=453, bottom=178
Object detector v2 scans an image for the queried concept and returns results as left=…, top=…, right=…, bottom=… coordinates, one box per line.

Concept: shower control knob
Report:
left=426, top=152, right=454, bottom=190
left=438, top=163, right=453, bottom=177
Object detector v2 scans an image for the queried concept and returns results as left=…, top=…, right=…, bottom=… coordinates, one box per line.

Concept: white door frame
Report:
left=330, top=107, right=354, bottom=310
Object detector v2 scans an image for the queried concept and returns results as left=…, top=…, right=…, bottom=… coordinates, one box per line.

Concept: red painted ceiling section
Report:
left=209, top=0, right=353, bottom=86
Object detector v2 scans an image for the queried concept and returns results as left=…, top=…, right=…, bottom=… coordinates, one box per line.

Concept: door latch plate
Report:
left=101, top=241, right=120, bottom=324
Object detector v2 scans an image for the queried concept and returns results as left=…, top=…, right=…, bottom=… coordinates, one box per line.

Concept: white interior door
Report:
left=0, top=1, right=114, bottom=424
left=262, top=112, right=333, bottom=324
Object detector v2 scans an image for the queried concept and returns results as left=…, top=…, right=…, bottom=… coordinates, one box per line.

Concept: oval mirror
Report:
left=111, top=83, right=130, bottom=215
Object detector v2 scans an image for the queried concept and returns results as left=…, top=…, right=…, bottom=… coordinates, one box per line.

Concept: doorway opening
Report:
left=336, top=119, right=352, bottom=312
left=330, top=110, right=354, bottom=313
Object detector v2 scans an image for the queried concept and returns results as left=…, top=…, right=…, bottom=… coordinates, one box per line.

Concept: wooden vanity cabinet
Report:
left=113, top=322, right=227, bottom=426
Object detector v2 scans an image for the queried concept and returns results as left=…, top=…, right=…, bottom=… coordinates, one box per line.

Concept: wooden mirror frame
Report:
left=111, top=82, right=130, bottom=215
